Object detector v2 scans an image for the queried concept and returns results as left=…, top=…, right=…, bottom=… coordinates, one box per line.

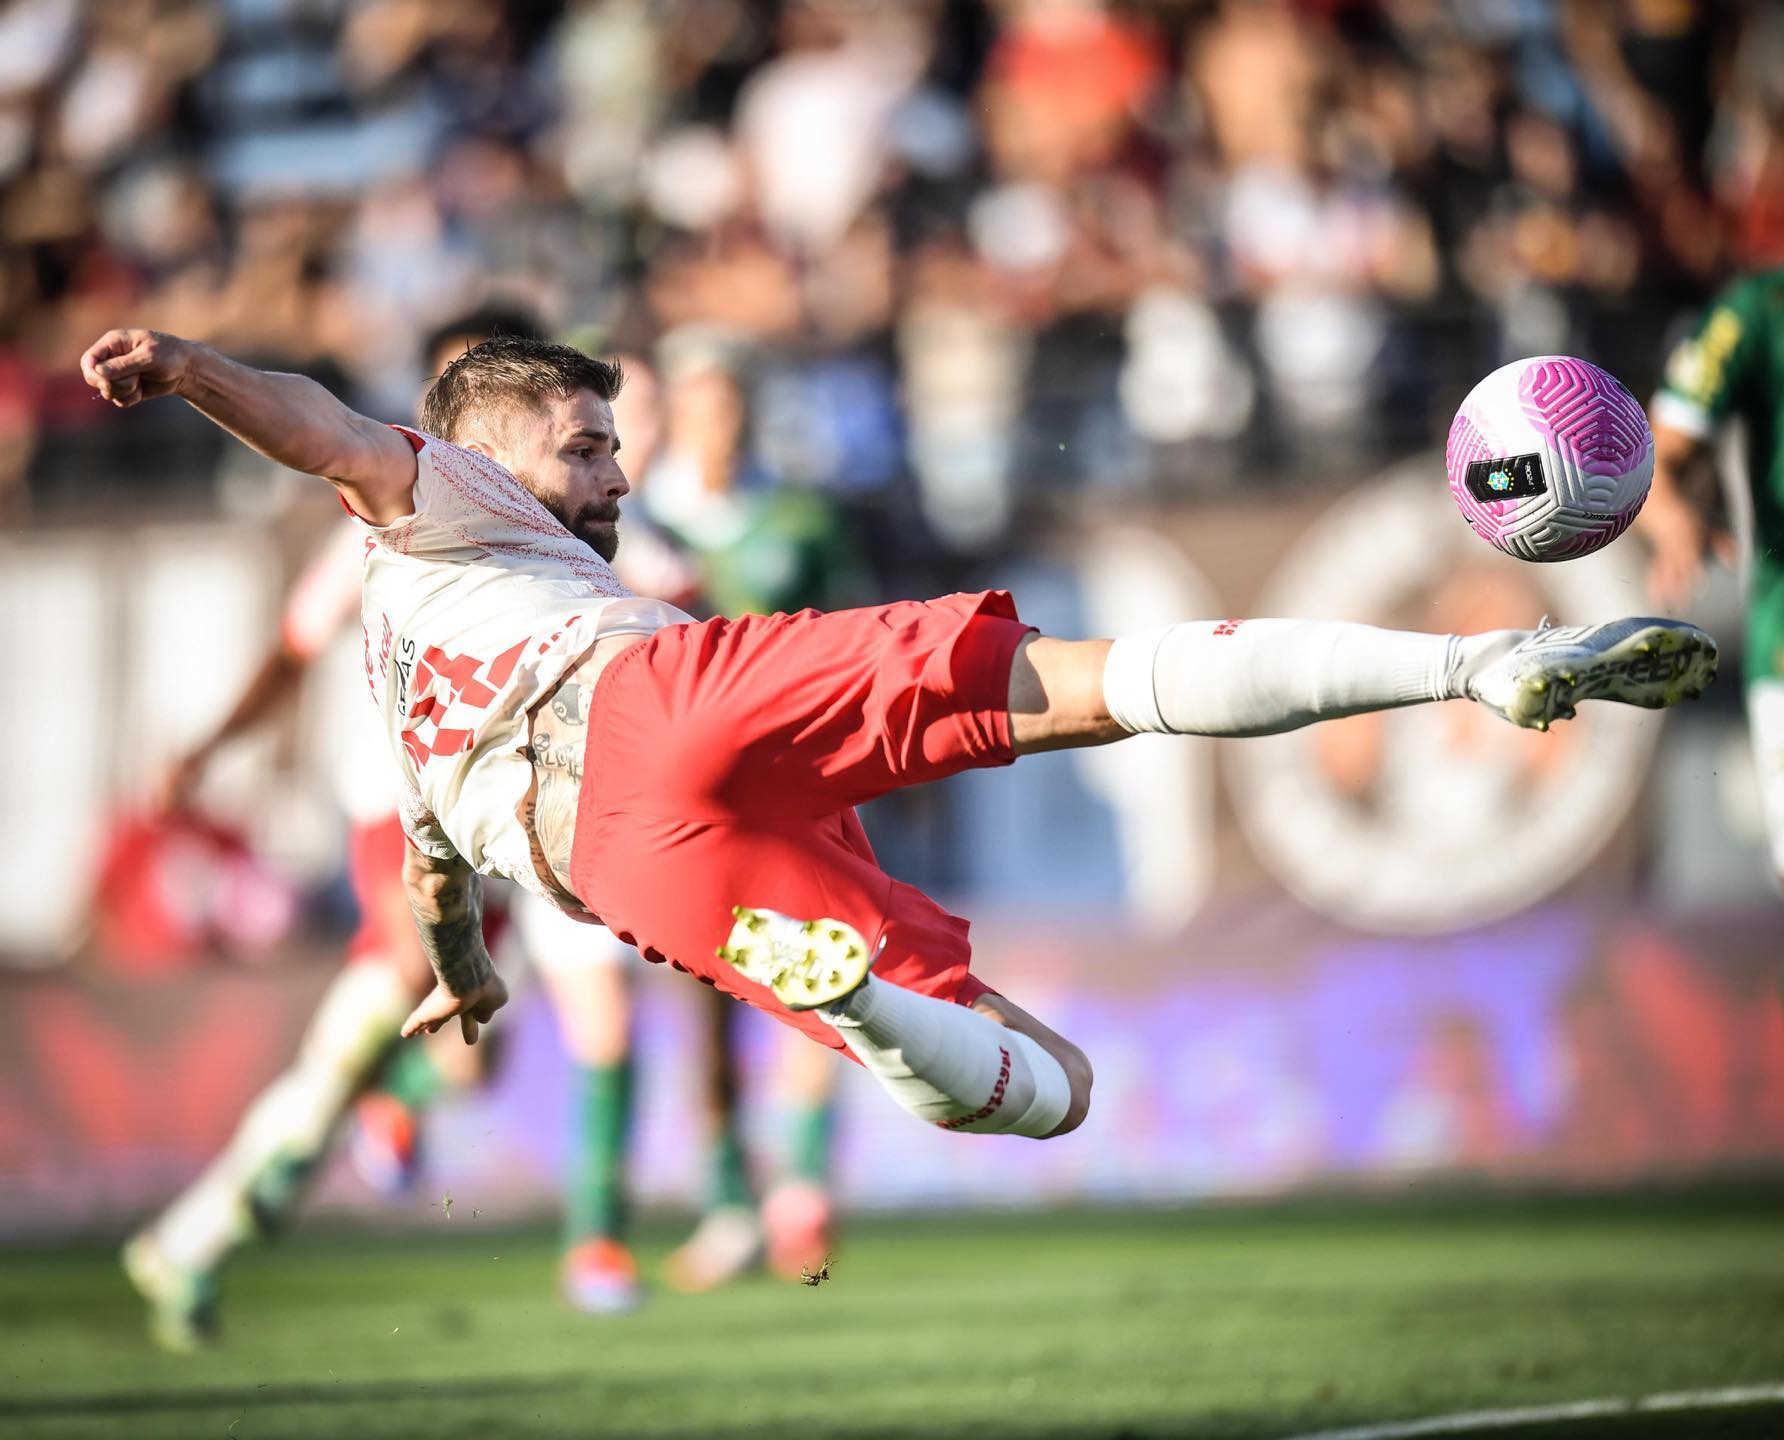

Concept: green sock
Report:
left=566, top=1060, right=633, bottom=1246
left=786, top=1099, right=835, bottom=1186
left=376, top=1043, right=446, bottom=1112
left=710, top=1125, right=752, bottom=1210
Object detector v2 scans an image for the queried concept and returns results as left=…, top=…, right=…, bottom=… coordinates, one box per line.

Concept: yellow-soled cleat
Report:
left=717, top=908, right=875, bottom=1011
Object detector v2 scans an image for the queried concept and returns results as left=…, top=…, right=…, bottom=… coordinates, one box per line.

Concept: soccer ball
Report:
left=1445, top=356, right=1653, bottom=562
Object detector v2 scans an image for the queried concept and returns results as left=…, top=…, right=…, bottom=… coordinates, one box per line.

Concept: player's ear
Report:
left=451, top=413, right=509, bottom=463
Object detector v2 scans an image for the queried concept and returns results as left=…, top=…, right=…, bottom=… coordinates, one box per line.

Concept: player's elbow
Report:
left=402, top=845, right=471, bottom=910
left=330, top=414, right=418, bottom=525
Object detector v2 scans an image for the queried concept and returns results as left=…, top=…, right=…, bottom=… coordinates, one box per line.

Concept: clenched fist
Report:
left=80, top=329, right=199, bottom=408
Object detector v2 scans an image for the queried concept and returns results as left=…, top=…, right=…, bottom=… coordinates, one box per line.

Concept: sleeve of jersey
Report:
left=1653, top=278, right=1761, bottom=440
left=356, top=427, right=634, bottom=593
left=398, top=781, right=459, bottom=861
left=356, top=429, right=556, bottom=561
left=345, top=426, right=457, bottom=558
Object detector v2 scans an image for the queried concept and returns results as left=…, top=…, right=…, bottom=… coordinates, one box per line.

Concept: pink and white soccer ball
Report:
left=1445, top=356, right=1653, bottom=562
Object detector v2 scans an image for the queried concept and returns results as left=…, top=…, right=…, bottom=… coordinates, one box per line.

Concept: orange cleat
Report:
left=763, top=1180, right=834, bottom=1284
left=348, top=1092, right=421, bottom=1198
left=561, top=1237, right=642, bottom=1315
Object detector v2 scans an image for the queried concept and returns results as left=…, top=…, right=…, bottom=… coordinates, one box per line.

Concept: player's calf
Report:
left=966, top=987, right=1093, bottom=1137
left=721, top=908, right=1083, bottom=1138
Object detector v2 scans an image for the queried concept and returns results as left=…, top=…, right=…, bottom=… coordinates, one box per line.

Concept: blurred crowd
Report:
left=4, top=0, right=1782, bottom=560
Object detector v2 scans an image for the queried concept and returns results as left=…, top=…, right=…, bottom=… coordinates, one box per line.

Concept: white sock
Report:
left=817, top=976, right=1072, bottom=1138
left=153, top=962, right=411, bottom=1269
left=1103, top=619, right=1528, bottom=737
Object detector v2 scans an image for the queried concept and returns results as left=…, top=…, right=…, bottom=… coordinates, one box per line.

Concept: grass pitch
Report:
left=4, top=1192, right=1784, bottom=1440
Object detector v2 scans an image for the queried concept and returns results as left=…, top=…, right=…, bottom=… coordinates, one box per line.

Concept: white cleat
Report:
left=717, top=906, right=875, bottom=1011
left=663, top=1205, right=765, bottom=1294
left=1468, top=617, right=1718, bottom=732
left=122, top=1232, right=219, bottom=1353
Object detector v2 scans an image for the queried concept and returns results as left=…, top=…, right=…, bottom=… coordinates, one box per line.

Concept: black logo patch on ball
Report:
left=1464, top=452, right=1547, bottom=503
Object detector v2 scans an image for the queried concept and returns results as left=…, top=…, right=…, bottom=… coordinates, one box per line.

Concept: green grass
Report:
left=4, top=1194, right=1784, bottom=1439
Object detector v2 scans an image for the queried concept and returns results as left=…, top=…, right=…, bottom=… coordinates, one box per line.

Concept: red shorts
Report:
left=344, top=815, right=408, bottom=964
left=345, top=814, right=510, bottom=967
left=569, top=593, right=1033, bottom=1052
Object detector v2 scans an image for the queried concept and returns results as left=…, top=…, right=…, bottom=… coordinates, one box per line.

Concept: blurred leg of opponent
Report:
left=124, top=816, right=427, bottom=1349
left=518, top=893, right=641, bottom=1314
left=762, top=1022, right=838, bottom=1281
left=664, top=987, right=766, bottom=1293
left=1749, top=680, right=1784, bottom=890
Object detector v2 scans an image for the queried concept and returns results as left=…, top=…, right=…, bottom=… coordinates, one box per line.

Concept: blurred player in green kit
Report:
left=640, top=329, right=870, bottom=1291
left=1643, top=266, right=1784, bottom=888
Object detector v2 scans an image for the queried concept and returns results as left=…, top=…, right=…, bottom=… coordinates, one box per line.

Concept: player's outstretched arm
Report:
left=79, top=328, right=417, bottom=524
left=1639, top=420, right=1733, bottom=609
left=398, top=844, right=508, bottom=1045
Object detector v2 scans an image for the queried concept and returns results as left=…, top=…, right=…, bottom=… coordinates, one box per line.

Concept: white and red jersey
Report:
left=283, top=521, right=400, bottom=824
left=353, top=427, right=691, bottom=908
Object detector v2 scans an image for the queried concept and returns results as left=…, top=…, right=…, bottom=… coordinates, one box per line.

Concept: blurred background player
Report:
left=120, top=510, right=448, bottom=1350
left=122, top=306, right=869, bottom=1341
left=1642, top=265, right=1784, bottom=893
left=507, top=331, right=864, bottom=1295
left=120, top=305, right=702, bottom=1344
left=644, top=329, right=870, bottom=1289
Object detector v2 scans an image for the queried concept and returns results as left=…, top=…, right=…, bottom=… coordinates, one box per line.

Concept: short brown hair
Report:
left=421, top=334, right=624, bottom=443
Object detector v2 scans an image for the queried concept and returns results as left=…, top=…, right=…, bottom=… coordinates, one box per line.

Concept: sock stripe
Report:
left=934, top=1046, right=1012, bottom=1131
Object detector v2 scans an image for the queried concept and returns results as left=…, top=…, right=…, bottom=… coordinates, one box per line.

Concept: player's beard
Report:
left=568, top=502, right=622, bottom=562
left=515, top=470, right=621, bottom=562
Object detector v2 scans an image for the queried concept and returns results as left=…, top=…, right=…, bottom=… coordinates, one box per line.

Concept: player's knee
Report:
left=1042, top=1041, right=1094, bottom=1138
left=1008, top=636, right=1125, bottom=754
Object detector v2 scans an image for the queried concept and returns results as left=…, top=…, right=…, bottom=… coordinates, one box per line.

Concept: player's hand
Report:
left=1646, top=528, right=1732, bottom=609
left=1639, top=489, right=1714, bottom=609
left=1709, top=529, right=1738, bottom=571
left=400, top=971, right=509, bottom=1046
left=79, top=329, right=198, bottom=408
left=1645, top=532, right=1704, bottom=610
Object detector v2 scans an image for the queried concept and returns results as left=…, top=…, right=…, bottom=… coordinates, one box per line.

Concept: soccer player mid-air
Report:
left=121, top=308, right=697, bottom=1347
left=80, top=328, right=1718, bottom=1147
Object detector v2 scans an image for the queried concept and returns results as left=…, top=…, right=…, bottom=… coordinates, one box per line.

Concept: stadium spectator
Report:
left=4, top=0, right=1777, bottom=530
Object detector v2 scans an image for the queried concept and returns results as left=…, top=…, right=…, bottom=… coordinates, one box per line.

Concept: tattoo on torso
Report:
left=525, top=668, right=594, bottom=897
